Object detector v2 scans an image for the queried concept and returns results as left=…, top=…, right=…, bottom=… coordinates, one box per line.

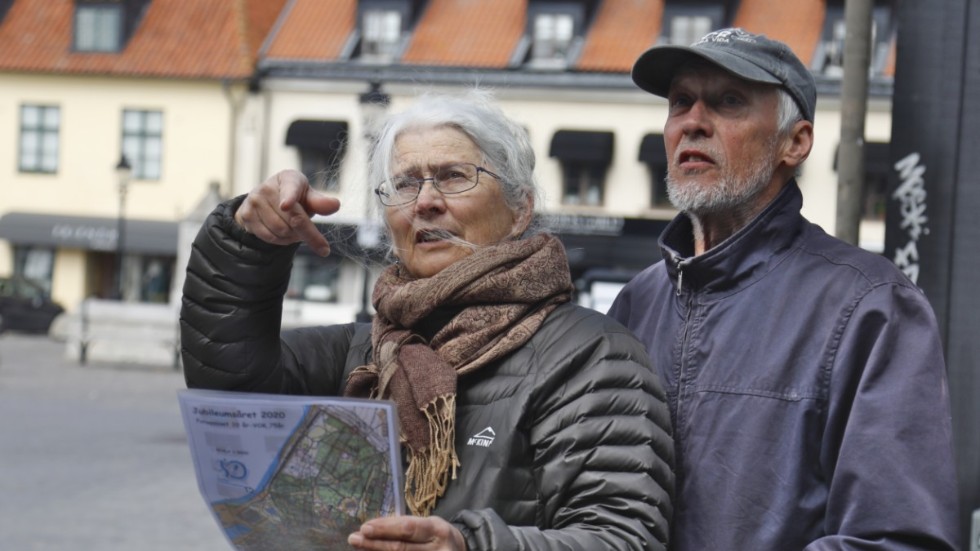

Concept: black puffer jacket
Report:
left=181, top=198, right=674, bottom=551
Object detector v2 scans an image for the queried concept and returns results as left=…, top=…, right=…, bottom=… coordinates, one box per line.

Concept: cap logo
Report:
left=695, top=28, right=757, bottom=46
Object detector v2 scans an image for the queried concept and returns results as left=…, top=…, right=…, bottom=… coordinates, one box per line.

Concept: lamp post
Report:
left=115, top=154, right=132, bottom=300
left=355, top=82, right=390, bottom=323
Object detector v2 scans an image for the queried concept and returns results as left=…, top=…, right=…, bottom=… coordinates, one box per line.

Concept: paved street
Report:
left=0, top=333, right=230, bottom=550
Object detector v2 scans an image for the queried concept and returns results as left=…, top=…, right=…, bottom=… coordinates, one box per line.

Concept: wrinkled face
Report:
left=663, top=64, right=784, bottom=215
left=385, top=125, right=522, bottom=279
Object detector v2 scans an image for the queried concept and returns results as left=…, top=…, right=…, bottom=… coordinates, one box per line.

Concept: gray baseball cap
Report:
left=632, top=28, right=816, bottom=122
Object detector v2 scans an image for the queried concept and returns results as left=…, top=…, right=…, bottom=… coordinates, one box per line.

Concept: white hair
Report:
left=776, top=88, right=803, bottom=136
left=368, top=89, right=538, bottom=223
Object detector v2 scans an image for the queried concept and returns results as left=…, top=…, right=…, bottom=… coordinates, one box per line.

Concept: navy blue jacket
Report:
left=609, top=181, right=959, bottom=550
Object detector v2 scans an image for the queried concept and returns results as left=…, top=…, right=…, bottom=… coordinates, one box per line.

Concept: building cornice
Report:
left=255, top=60, right=895, bottom=98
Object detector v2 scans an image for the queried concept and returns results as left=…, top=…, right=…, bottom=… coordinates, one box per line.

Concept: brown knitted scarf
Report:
left=343, top=233, right=573, bottom=516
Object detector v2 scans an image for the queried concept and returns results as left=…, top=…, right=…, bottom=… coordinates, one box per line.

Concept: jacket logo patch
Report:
left=467, top=427, right=495, bottom=447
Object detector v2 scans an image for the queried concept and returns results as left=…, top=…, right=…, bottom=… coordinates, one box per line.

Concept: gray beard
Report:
left=666, top=142, right=778, bottom=216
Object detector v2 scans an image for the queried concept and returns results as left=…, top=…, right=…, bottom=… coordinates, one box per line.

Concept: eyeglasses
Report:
left=374, top=162, right=501, bottom=206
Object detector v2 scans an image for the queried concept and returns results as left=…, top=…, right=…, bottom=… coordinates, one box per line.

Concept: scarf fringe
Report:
left=404, top=394, right=459, bottom=516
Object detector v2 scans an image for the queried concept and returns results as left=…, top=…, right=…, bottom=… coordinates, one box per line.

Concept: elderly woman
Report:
left=180, top=91, right=673, bottom=551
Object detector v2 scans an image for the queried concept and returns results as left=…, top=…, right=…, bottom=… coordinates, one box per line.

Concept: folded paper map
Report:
left=178, top=389, right=404, bottom=550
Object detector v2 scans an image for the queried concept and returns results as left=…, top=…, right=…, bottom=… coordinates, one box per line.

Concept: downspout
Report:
left=222, top=78, right=247, bottom=198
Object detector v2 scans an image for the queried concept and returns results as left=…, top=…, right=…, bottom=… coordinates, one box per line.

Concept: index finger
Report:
left=288, top=212, right=331, bottom=256
left=274, top=171, right=333, bottom=255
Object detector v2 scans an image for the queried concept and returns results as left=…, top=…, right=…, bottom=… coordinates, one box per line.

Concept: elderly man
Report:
left=609, top=28, right=959, bottom=549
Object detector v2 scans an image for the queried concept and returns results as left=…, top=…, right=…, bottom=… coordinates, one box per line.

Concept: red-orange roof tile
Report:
left=263, top=0, right=355, bottom=61
left=402, top=0, right=525, bottom=68
left=0, top=0, right=286, bottom=79
left=733, top=0, right=825, bottom=66
left=244, top=0, right=290, bottom=56
left=577, top=0, right=663, bottom=72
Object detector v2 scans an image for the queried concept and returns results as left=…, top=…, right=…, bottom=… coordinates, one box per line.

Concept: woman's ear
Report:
left=511, top=195, right=535, bottom=238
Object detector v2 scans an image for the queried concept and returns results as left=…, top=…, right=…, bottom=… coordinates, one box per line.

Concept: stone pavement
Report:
left=0, top=333, right=230, bottom=550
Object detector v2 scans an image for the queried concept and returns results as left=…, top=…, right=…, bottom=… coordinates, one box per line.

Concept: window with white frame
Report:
left=284, top=120, right=349, bottom=192
left=669, top=15, right=713, bottom=46
left=19, top=105, right=60, bottom=174
left=639, top=134, right=670, bottom=208
left=74, top=3, right=123, bottom=52
left=362, top=9, right=402, bottom=60
left=561, top=163, right=606, bottom=206
left=531, top=12, right=575, bottom=64
left=659, top=2, right=724, bottom=47
left=122, top=109, right=163, bottom=180
left=550, top=130, right=613, bottom=207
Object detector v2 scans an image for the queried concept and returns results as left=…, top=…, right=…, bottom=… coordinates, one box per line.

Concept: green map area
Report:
left=211, top=406, right=398, bottom=550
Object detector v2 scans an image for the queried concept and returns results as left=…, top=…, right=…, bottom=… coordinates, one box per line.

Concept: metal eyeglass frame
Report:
left=374, top=163, right=502, bottom=206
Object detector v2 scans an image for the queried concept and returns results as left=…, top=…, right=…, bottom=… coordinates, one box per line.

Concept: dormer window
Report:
left=659, top=1, right=727, bottom=46
left=357, top=0, right=423, bottom=63
left=521, top=0, right=594, bottom=70
left=74, top=2, right=123, bottom=52
left=819, top=19, right=848, bottom=78
left=668, top=15, right=713, bottom=46
left=532, top=12, right=575, bottom=64
left=813, top=1, right=895, bottom=78
left=362, top=9, right=402, bottom=59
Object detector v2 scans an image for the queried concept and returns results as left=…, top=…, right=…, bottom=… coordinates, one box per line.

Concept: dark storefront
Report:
left=0, top=212, right=178, bottom=301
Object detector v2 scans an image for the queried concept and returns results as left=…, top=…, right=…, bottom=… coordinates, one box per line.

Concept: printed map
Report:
left=178, top=390, right=403, bottom=551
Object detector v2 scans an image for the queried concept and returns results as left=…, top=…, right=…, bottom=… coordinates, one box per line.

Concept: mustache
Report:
left=675, top=140, right=722, bottom=163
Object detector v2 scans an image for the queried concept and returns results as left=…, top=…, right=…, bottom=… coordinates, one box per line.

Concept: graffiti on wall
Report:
left=891, top=153, right=929, bottom=284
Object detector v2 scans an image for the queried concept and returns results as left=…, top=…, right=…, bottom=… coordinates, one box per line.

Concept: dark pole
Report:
left=835, top=0, right=874, bottom=245
left=888, top=1, right=980, bottom=545
left=356, top=82, right=390, bottom=323
left=115, top=154, right=131, bottom=300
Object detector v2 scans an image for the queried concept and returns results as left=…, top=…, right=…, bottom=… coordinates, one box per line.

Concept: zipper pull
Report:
left=675, top=261, right=684, bottom=295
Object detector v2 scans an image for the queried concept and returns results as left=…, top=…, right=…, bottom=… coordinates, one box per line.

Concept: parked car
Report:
left=0, top=276, right=65, bottom=334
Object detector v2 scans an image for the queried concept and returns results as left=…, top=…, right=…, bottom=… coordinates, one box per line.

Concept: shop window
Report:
left=287, top=255, right=340, bottom=303
left=19, top=105, right=60, bottom=174
left=139, top=257, right=173, bottom=303
left=122, top=109, right=163, bottom=180
left=13, top=246, right=55, bottom=294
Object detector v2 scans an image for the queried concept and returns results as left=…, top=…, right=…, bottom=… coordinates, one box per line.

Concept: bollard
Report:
left=78, top=298, right=89, bottom=365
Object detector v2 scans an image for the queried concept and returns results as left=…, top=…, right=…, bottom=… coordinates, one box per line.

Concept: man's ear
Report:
left=781, top=119, right=814, bottom=170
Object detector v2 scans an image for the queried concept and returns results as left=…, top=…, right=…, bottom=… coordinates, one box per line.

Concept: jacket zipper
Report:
left=672, top=263, right=695, bottom=491
left=674, top=256, right=688, bottom=295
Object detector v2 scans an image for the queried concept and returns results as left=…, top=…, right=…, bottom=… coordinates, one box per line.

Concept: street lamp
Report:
left=355, top=82, right=390, bottom=323
left=115, top=154, right=132, bottom=300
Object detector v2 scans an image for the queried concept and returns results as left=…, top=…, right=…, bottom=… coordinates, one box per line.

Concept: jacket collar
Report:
left=660, top=180, right=806, bottom=295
